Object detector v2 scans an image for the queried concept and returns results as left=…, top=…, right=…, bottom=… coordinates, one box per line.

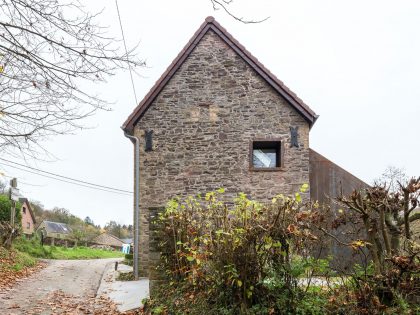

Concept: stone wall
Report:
left=133, top=30, right=310, bottom=277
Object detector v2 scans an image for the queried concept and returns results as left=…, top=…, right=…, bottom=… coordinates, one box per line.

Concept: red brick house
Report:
left=19, top=198, right=36, bottom=236
left=123, top=17, right=368, bottom=276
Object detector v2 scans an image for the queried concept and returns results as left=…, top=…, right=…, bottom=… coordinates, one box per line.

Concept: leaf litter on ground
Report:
left=24, top=290, right=142, bottom=315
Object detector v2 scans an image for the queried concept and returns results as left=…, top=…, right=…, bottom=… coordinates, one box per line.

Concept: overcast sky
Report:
left=1, top=0, right=419, bottom=227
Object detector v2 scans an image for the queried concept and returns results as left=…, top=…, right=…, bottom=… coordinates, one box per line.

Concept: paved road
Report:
left=0, top=258, right=120, bottom=315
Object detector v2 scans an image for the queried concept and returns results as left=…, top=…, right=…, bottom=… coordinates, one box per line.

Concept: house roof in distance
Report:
left=120, top=238, right=133, bottom=244
left=91, top=233, right=124, bottom=247
left=41, top=220, right=72, bottom=234
left=122, top=16, right=318, bottom=133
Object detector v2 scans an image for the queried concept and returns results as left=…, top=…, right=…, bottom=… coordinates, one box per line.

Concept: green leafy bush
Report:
left=145, top=179, right=420, bottom=314
left=147, top=186, right=329, bottom=314
left=0, top=194, right=22, bottom=227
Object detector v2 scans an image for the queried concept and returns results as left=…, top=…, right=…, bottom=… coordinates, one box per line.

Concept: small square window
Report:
left=251, top=140, right=282, bottom=170
left=27, top=222, right=30, bottom=229
left=22, top=207, right=26, bottom=214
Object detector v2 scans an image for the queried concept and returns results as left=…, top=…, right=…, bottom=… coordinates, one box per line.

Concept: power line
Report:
left=0, top=157, right=133, bottom=194
left=1, top=162, right=132, bottom=196
left=115, top=0, right=138, bottom=105
left=1, top=174, right=45, bottom=187
left=0, top=162, right=132, bottom=196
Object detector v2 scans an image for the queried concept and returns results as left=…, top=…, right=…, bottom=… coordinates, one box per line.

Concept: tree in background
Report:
left=104, top=220, right=132, bottom=239
left=374, top=166, right=408, bottom=193
left=84, top=216, right=94, bottom=226
left=71, top=228, right=86, bottom=247
left=0, top=0, right=144, bottom=157
left=0, top=178, right=6, bottom=194
left=29, top=200, right=44, bottom=220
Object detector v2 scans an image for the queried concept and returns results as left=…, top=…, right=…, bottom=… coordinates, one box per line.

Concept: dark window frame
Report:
left=249, top=139, right=284, bottom=172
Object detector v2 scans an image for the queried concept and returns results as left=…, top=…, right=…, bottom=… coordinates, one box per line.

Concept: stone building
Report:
left=122, top=17, right=368, bottom=277
left=36, top=220, right=72, bottom=246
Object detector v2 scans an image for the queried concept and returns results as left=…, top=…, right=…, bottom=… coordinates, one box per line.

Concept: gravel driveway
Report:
left=0, top=258, right=120, bottom=314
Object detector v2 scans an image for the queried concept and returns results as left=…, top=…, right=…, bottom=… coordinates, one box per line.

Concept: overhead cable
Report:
left=0, top=161, right=132, bottom=196
left=0, top=157, right=133, bottom=194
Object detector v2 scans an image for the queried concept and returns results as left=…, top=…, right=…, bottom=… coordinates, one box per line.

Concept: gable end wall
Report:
left=133, top=30, right=310, bottom=276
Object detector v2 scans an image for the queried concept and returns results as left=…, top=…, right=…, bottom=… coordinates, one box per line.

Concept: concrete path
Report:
left=0, top=258, right=119, bottom=314
left=97, top=262, right=149, bottom=312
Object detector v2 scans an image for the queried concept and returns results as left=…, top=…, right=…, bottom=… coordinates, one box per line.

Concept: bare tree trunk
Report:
left=385, top=213, right=401, bottom=254
left=403, top=190, right=411, bottom=239
left=379, top=207, right=391, bottom=255
left=363, top=217, right=382, bottom=274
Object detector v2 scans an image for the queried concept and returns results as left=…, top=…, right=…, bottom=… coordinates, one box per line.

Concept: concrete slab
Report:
left=117, top=262, right=133, bottom=272
left=97, top=260, right=149, bottom=312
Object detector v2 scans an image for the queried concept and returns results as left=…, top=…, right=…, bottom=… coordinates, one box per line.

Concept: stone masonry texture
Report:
left=133, top=30, right=310, bottom=277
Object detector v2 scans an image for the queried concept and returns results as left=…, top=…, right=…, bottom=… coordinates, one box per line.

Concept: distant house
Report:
left=91, top=233, right=124, bottom=250
left=19, top=198, right=36, bottom=236
left=121, top=238, right=133, bottom=245
left=36, top=220, right=72, bottom=246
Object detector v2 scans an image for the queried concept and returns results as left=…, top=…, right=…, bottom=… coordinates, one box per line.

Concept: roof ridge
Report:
left=44, top=220, right=68, bottom=225
left=100, top=232, right=123, bottom=242
left=122, top=17, right=318, bottom=132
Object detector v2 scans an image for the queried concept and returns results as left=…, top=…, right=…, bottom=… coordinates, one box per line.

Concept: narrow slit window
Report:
left=251, top=141, right=282, bottom=169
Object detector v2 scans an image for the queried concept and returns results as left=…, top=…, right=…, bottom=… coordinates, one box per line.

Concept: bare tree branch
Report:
left=0, top=0, right=145, bottom=157
left=210, top=0, right=269, bottom=24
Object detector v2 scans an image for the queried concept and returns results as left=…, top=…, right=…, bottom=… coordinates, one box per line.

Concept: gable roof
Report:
left=91, top=232, right=124, bottom=247
left=19, top=198, right=36, bottom=224
left=40, top=220, right=72, bottom=234
left=122, top=16, right=318, bottom=133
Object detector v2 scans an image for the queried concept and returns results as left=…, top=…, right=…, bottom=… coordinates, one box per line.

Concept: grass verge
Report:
left=13, top=237, right=124, bottom=260
left=44, top=245, right=124, bottom=259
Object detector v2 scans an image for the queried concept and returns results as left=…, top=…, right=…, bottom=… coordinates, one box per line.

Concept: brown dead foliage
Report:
left=0, top=248, right=46, bottom=290
left=4, top=290, right=142, bottom=315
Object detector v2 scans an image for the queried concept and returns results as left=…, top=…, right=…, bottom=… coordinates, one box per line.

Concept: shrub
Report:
left=327, top=178, right=420, bottom=313
left=0, top=194, right=22, bottom=225
left=149, top=186, right=329, bottom=314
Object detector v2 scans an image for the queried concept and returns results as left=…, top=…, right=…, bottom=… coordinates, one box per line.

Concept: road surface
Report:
left=0, top=258, right=120, bottom=315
